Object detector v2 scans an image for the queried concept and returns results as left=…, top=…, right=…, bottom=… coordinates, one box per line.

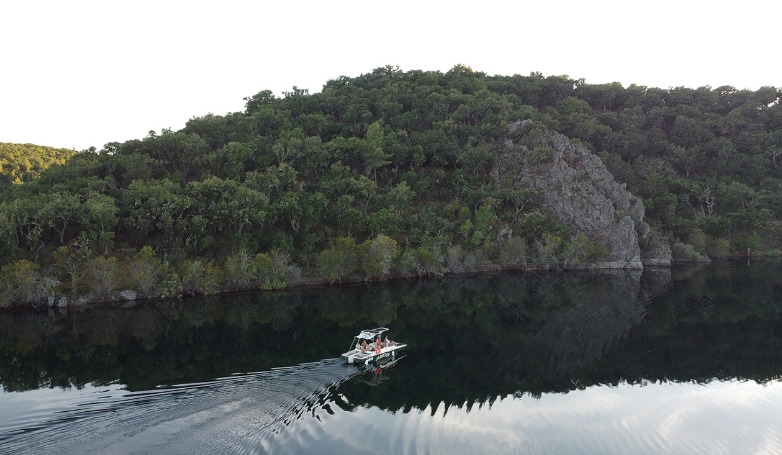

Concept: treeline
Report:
left=0, top=143, right=77, bottom=184
left=1, top=65, right=781, bottom=306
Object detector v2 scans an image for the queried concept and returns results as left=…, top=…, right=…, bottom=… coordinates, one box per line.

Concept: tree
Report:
left=128, top=246, right=163, bottom=297
left=318, top=237, right=360, bottom=283
left=363, top=234, right=399, bottom=278
left=386, top=181, right=415, bottom=215
left=0, top=259, right=57, bottom=307
left=53, top=233, right=92, bottom=291
left=85, top=257, right=121, bottom=299
left=122, top=179, right=193, bottom=245
left=0, top=142, right=77, bottom=183
left=2, top=196, right=46, bottom=257
left=251, top=250, right=294, bottom=289
left=187, top=177, right=269, bottom=237
left=41, top=192, right=81, bottom=244
left=179, top=259, right=221, bottom=296
left=223, top=249, right=256, bottom=289
left=81, top=193, right=119, bottom=255
left=362, top=121, right=391, bottom=182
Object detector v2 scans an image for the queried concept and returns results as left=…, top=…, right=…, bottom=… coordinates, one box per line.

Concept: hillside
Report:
left=1, top=65, right=780, bottom=306
left=0, top=143, right=77, bottom=184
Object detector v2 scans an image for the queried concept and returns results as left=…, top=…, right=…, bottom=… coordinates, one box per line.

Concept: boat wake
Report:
left=0, top=358, right=360, bottom=455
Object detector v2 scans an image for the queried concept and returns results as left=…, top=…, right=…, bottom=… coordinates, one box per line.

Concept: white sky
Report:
left=2, top=0, right=780, bottom=151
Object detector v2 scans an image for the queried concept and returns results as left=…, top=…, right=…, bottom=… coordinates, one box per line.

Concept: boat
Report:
left=340, top=327, right=407, bottom=366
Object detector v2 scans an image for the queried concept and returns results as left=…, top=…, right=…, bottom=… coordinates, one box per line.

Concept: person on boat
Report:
left=361, top=339, right=368, bottom=351
left=384, top=335, right=396, bottom=347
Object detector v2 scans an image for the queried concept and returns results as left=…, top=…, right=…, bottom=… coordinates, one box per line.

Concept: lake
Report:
left=1, top=260, right=782, bottom=454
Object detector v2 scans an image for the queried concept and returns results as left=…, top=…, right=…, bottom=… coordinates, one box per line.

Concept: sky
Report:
left=2, top=0, right=780, bottom=151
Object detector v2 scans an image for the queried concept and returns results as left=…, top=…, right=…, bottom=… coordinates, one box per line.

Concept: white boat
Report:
left=340, top=327, right=407, bottom=366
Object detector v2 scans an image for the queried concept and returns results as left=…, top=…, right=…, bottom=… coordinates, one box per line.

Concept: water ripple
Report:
left=0, top=358, right=359, bottom=455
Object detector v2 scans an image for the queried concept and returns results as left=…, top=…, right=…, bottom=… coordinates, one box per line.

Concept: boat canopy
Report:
left=355, top=327, right=389, bottom=340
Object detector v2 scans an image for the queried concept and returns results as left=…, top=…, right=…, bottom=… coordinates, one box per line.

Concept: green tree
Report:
left=180, top=259, right=222, bottom=296
left=317, top=237, right=360, bottom=283
left=362, top=234, right=399, bottom=278
left=53, top=234, right=92, bottom=292
left=85, top=256, right=121, bottom=299
left=362, top=121, right=391, bottom=182
left=0, top=259, right=57, bottom=307
left=41, top=192, right=81, bottom=244
left=223, top=249, right=256, bottom=289
left=128, top=246, right=164, bottom=297
left=81, top=193, right=119, bottom=255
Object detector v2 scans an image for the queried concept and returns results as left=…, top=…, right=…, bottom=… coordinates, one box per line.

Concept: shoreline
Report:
left=6, top=253, right=775, bottom=312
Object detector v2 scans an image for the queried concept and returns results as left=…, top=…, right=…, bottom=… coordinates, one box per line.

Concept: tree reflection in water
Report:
left=1, top=260, right=782, bottom=409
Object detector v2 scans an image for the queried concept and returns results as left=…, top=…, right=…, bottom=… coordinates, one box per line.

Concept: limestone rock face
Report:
left=496, top=121, right=670, bottom=267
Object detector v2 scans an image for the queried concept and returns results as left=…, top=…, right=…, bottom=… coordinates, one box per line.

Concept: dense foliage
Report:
left=1, top=65, right=781, bottom=305
left=0, top=143, right=77, bottom=184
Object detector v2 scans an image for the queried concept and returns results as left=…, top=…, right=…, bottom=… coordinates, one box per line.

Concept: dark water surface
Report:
left=2, top=260, right=782, bottom=454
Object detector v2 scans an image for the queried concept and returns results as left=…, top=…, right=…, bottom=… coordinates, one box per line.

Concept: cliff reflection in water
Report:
left=2, top=260, right=782, bottom=411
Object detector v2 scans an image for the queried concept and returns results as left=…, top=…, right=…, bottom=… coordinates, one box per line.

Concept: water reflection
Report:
left=1, top=260, right=782, bottom=454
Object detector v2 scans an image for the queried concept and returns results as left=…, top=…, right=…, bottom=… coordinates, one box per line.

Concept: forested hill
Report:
left=0, top=143, right=77, bottom=184
left=1, top=65, right=781, bottom=306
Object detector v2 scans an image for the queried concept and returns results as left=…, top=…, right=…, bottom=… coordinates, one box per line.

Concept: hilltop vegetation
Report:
left=1, top=65, right=781, bottom=306
left=0, top=143, right=77, bottom=184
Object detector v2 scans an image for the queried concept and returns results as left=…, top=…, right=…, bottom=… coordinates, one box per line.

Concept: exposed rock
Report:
left=641, top=232, right=672, bottom=266
left=119, top=290, right=138, bottom=301
left=496, top=121, right=671, bottom=267
left=56, top=296, right=69, bottom=308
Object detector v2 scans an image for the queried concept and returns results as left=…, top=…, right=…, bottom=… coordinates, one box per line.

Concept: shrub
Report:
left=499, top=237, right=528, bottom=267
left=129, top=246, right=163, bottom=296
left=252, top=250, right=294, bottom=289
left=672, top=242, right=702, bottom=261
left=706, top=238, right=731, bottom=258
left=317, top=237, right=360, bottom=282
left=85, top=257, right=121, bottom=299
left=530, top=146, right=554, bottom=164
left=362, top=234, right=399, bottom=278
left=180, top=259, right=222, bottom=296
left=561, top=232, right=589, bottom=268
left=396, top=249, right=418, bottom=276
left=0, top=260, right=57, bottom=307
left=445, top=244, right=465, bottom=272
left=586, top=240, right=611, bottom=262
left=223, top=249, right=255, bottom=288
left=158, top=259, right=183, bottom=298
left=686, top=228, right=708, bottom=253
left=318, top=248, right=353, bottom=282
left=535, top=233, right=563, bottom=268
left=413, top=247, right=443, bottom=276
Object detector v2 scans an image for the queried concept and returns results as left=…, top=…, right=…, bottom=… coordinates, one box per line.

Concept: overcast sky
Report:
left=2, top=0, right=779, bottom=151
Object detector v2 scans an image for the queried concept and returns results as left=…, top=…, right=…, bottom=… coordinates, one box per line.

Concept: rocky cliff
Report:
left=495, top=120, right=671, bottom=268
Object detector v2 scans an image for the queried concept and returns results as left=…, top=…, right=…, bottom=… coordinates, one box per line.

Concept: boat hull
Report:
left=341, top=344, right=406, bottom=366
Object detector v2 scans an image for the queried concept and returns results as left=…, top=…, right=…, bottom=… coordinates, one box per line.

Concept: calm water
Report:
left=1, top=260, right=782, bottom=454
